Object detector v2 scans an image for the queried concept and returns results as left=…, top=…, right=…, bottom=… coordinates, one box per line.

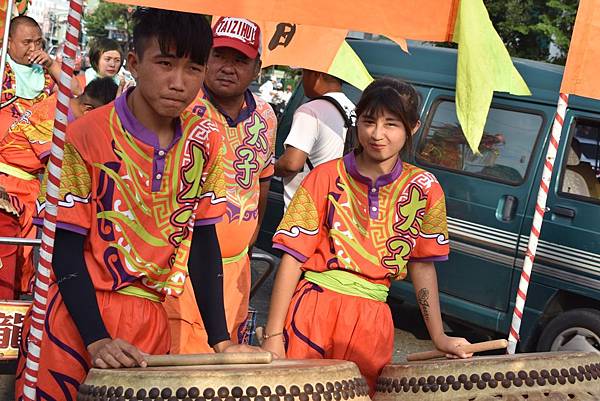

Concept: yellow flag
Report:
left=453, top=0, right=531, bottom=152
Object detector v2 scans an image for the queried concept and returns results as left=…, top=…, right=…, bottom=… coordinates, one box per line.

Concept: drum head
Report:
left=80, top=359, right=371, bottom=401
left=375, top=352, right=600, bottom=401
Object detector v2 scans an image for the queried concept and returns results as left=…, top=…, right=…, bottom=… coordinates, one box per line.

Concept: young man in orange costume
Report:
left=15, top=9, right=255, bottom=400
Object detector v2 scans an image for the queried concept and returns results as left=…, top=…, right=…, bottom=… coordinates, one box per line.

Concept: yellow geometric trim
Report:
left=421, top=196, right=448, bottom=238
left=60, top=143, right=91, bottom=199
left=277, top=186, right=319, bottom=233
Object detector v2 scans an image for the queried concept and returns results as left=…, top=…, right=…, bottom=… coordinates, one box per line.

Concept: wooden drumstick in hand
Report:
left=406, top=339, right=508, bottom=362
left=145, top=352, right=273, bottom=367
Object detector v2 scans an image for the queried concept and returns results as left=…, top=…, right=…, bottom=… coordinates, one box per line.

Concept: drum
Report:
left=78, top=359, right=371, bottom=401
left=374, top=352, right=600, bottom=401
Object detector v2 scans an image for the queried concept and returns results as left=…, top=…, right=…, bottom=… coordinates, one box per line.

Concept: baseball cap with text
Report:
left=212, top=17, right=262, bottom=59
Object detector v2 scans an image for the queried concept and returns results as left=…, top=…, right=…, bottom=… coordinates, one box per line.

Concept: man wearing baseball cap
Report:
left=165, top=16, right=277, bottom=354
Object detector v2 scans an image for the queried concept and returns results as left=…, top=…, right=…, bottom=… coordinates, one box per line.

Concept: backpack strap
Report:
left=304, top=95, right=354, bottom=170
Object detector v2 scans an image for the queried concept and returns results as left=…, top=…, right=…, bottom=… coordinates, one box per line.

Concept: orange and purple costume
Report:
left=15, top=90, right=226, bottom=400
left=273, top=153, right=450, bottom=393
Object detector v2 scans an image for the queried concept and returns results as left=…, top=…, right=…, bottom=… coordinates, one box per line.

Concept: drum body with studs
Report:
left=374, top=352, right=600, bottom=401
left=78, top=359, right=371, bottom=401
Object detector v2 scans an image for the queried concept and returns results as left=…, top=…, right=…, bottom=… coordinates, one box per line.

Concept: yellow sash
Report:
left=0, top=162, right=36, bottom=181
left=304, top=270, right=389, bottom=302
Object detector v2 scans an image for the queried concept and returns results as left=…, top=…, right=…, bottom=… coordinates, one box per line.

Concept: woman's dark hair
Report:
left=354, top=77, right=421, bottom=154
left=88, top=38, right=124, bottom=72
left=82, top=77, right=119, bottom=105
left=132, top=7, right=212, bottom=66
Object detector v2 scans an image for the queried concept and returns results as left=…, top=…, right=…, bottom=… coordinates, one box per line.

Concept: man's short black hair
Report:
left=132, top=7, right=212, bottom=65
left=82, top=77, right=119, bottom=105
left=9, top=16, right=41, bottom=37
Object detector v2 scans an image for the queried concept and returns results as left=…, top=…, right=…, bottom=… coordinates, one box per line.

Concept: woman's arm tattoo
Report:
left=417, top=288, right=430, bottom=321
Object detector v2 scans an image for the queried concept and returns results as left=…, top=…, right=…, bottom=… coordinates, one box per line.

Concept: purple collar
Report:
left=67, top=106, right=76, bottom=123
left=114, top=87, right=183, bottom=150
left=343, top=152, right=403, bottom=189
left=203, top=83, right=256, bottom=127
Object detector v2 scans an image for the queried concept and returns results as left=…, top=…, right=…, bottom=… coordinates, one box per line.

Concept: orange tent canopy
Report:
left=110, top=0, right=459, bottom=43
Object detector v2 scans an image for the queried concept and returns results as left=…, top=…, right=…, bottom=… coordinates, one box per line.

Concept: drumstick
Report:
left=145, top=352, right=273, bottom=367
left=406, top=339, right=508, bottom=362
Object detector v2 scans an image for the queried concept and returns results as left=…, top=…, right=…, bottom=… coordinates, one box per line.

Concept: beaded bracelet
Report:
left=262, top=331, right=283, bottom=340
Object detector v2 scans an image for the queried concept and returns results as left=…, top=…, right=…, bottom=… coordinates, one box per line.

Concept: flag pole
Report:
left=0, top=0, right=15, bottom=96
left=507, top=93, right=569, bottom=354
left=21, top=0, right=83, bottom=399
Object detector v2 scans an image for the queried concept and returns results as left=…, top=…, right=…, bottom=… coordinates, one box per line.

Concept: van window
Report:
left=560, top=120, right=600, bottom=203
left=417, top=100, right=543, bottom=184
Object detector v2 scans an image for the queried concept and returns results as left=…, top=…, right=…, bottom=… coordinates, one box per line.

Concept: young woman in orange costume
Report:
left=263, top=78, right=472, bottom=394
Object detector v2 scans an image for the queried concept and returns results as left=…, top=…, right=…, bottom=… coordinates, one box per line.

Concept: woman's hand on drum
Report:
left=87, top=338, right=147, bottom=369
left=432, top=334, right=473, bottom=359
left=261, top=336, right=286, bottom=359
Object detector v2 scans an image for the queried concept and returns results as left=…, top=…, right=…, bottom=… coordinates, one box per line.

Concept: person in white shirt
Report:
left=275, top=69, right=355, bottom=209
left=259, top=75, right=277, bottom=103
left=280, top=84, right=293, bottom=105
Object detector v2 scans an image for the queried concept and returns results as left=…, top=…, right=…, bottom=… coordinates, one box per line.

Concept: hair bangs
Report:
left=357, top=87, right=407, bottom=122
left=133, top=8, right=213, bottom=65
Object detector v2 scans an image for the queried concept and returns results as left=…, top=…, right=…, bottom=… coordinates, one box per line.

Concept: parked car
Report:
left=257, top=39, right=600, bottom=354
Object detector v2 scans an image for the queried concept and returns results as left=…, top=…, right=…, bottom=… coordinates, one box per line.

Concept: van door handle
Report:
left=497, top=195, right=518, bottom=222
left=551, top=205, right=576, bottom=219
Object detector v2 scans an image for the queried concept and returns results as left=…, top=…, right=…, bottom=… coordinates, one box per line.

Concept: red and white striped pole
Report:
left=507, top=93, right=570, bottom=354
left=21, top=1, right=83, bottom=399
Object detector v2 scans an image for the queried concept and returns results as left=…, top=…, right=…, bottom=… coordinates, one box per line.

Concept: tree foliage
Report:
left=484, top=0, right=578, bottom=64
left=85, top=1, right=134, bottom=47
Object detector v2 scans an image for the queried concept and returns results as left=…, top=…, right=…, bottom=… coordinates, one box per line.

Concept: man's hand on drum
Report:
left=261, top=335, right=286, bottom=359
left=213, top=340, right=262, bottom=354
left=87, top=338, right=147, bottom=369
left=432, top=334, right=473, bottom=359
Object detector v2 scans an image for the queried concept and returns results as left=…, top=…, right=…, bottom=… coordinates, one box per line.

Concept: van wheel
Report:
left=536, top=308, right=600, bottom=353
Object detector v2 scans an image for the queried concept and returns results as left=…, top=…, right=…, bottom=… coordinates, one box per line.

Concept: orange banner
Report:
left=560, top=0, right=600, bottom=101
left=109, top=0, right=459, bottom=42
left=210, top=17, right=374, bottom=89
left=258, top=22, right=347, bottom=71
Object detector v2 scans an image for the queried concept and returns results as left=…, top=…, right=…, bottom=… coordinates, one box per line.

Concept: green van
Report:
left=256, top=39, right=600, bottom=353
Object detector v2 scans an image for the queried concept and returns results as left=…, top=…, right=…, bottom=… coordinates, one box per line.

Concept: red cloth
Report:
left=0, top=210, right=20, bottom=299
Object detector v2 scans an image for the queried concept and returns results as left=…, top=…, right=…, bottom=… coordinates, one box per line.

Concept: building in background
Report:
left=27, top=0, right=69, bottom=46
left=27, top=0, right=99, bottom=48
